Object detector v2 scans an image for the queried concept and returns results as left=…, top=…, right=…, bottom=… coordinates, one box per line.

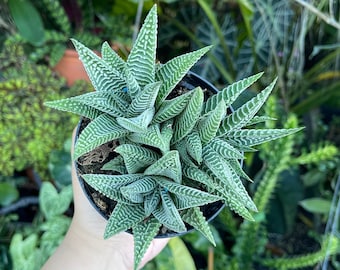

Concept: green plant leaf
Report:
left=117, top=107, right=155, bottom=133
left=0, top=182, right=19, bottom=206
left=120, top=177, right=157, bottom=202
left=182, top=165, right=214, bottom=187
left=144, top=151, right=182, bottom=183
left=101, top=156, right=127, bottom=174
left=115, top=144, right=160, bottom=173
left=185, top=130, right=203, bottom=163
left=127, top=4, right=157, bottom=87
left=101, top=41, right=126, bottom=73
left=39, top=182, right=73, bottom=220
left=104, top=203, right=145, bottom=238
left=156, top=46, right=212, bottom=105
left=74, top=114, right=130, bottom=159
left=71, top=39, right=126, bottom=92
left=133, top=218, right=161, bottom=270
left=144, top=190, right=161, bottom=216
left=217, top=78, right=277, bottom=136
left=181, top=207, right=216, bottom=246
left=172, top=87, right=204, bottom=144
left=299, top=198, right=332, bottom=214
left=204, top=72, right=263, bottom=113
left=207, top=138, right=244, bottom=160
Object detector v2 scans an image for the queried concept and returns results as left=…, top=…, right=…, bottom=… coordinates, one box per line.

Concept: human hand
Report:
left=42, top=129, right=168, bottom=270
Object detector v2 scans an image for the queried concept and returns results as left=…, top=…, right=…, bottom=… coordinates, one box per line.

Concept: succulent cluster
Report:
left=45, top=5, right=301, bottom=269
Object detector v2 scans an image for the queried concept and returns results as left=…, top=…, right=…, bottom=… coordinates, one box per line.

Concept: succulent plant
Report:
left=45, top=5, right=302, bottom=269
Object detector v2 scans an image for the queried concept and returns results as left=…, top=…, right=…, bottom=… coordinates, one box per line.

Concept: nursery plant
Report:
left=45, top=5, right=302, bottom=269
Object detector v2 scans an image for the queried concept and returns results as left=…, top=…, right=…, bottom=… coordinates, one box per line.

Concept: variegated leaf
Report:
left=226, top=128, right=303, bottom=147
left=217, top=78, right=277, bottom=136
left=127, top=81, right=162, bottom=117
left=226, top=139, right=258, bottom=152
left=44, top=97, right=102, bottom=119
left=204, top=72, right=264, bottom=113
left=74, top=114, right=130, bottom=159
left=207, top=138, right=244, bottom=160
left=172, top=87, right=204, bottom=144
left=198, top=101, right=226, bottom=145
left=173, top=140, right=197, bottom=168
left=228, top=159, right=252, bottom=182
left=132, top=218, right=161, bottom=270
left=71, top=39, right=126, bottom=92
left=114, top=144, right=160, bottom=174
left=128, top=124, right=168, bottom=153
left=181, top=207, right=215, bottom=246
left=101, top=41, right=126, bottom=73
left=117, top=107, right=155, bottom=133
left=160, top=120, right=174, bottom=151
left=127, top=5, right=157, bottom=87
left=144, top=151, right=182, bottom=183
left=144, top=190, right=161, bottom=216
left=101, top=156, right=127, bottom=174
left=156, top=46, right=212, bottom=106
left=245, top=116, right=277, bottom=126
left=124, top=67, right=140, bottom=99
left=182, top=165, right=214, bottom=187
left=121, top=177, right=157, bottom=196
left=104, top=203, right=145, bottom=239
left=152, top=189, right=186, bottom=233
left=158, top=178, right=221, bottom=210
left=185, top=130, right=203, bottom=163
left=152, top=90, right=193, bottom=124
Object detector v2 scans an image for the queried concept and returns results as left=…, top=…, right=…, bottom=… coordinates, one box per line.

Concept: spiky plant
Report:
left=44, top=5, right=302, bottom=269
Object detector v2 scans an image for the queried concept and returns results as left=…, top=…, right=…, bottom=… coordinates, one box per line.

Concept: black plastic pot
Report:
left=74, top=71, right=225, bottom=238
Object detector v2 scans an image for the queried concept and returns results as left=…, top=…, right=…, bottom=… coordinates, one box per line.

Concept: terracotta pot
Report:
left=53, top=49, right=92, bottom=86
left=74, top=72, right=226, bottom=238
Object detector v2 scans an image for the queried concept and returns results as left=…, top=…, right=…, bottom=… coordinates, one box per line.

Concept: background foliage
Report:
left=0, top=0, right=339, bottom=269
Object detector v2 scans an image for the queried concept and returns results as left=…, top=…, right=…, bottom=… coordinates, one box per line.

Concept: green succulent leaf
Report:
left=158, top=178, right=221, bottom=209
left=198, top=101, right=226, bottom=145
left=44, top=97, right=102, bottom=120
left=127, top=5, right=157, bottom=87
left=173, top=140, right=198, bottom=168
left=132, top=218, right=161, bottom=270
left=156, top=46, right=212, bottom=105
left=74, top=114, right=130, bottom=159
left=181, top=207, right=216, bottom=246
left=115, top=144, right=160, bottom=174
left=217, top=78, right=277, bottom=136
left=185, top=130, right=203, bottom=163
left=104, top=203, right=145, bottom=239
left=182, top=165, right=214, bottom=187
left=160, top=120, right=174, bottom=151
left=144, top=190, right=161, bottom=216
left=144, top=151, right=182, bottom=183
left=204, top=72, right=264, bottom=113
left=246, top=115, right=277, bottom=126
left=101, top=41, right=126, bottom=73
left=152, top=90, right=193, bottom=124
left=207, top=138, right=244, bottom=160
left=127, top=81, right=162, bottom=117
left=71, top=39, right=126, bottom=92
left=153, top=189, right=187, bottom=233
left=172, top=87, right=204, bottom=144
left=228, top=159, right=252, bottom=182
left=124, top=68, right=141, bottom=99
left=128, top=124, right=169, bottom=153
left=120, top=177, right=157, bottom=198
left=226, top=128, right=304, bottom=147
left=117, top=107, right=155, bottom=133
left=101, top=156, right=127, bottom=174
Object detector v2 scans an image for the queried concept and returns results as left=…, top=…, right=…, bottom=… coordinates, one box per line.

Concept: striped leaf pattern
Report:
left=152, top=90, right=193, bottom=124
left=226, top=128, right=303, bottom=147
left=198, top=101, right=226, bottom=145
left=104, top=203, right=145, bottom=239
left=144, top=151, right=182, bottom=183
left=101, top=156, right=127, bottom=174
left=115, top=144, right=160, bottom=174
left=44, top=97, right=102, bottom=119
left=71, top=39, right=126, bottom=92
left=124, top=68, right=141, bottom=99
left=120, top=177, right=157, bottom=197
left=101, top=41, right=126, bottom=73
left=182, top=165, right=214, bottom=187
left=217, top=78, right=277, bottom=136
left=127, top=5, right=157, bottom=87
left=207, top=138, right=244, bottom=159
left=185, top=130, right=203, bottom=163
left=132, top=218, right=161, bottom=270
left=117, top=107, right=155, bottom=133
left=181, top=207, right=215, bottom=246
left=144, top=191, right=161, bottom=216
left=156, top=46, right=212, bottom=105
left=172, top=87, right=204, bottom=144
left=74, top=114, right=130, bottom=159
left=127, top=81, right=161, bottom=117
left=204, top=72, right=264, bottom=114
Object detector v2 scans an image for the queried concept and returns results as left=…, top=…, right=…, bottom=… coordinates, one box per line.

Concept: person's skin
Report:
left=42, top=130, right=168, bottom=269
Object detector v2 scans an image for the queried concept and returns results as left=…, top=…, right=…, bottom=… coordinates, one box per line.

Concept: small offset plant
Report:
left=45, top=5, right=301, bottom=269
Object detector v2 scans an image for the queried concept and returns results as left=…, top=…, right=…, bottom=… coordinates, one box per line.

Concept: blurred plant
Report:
left=0, top=38, right=89, bottom=178
left=9, top=182, right=73, bottom=270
